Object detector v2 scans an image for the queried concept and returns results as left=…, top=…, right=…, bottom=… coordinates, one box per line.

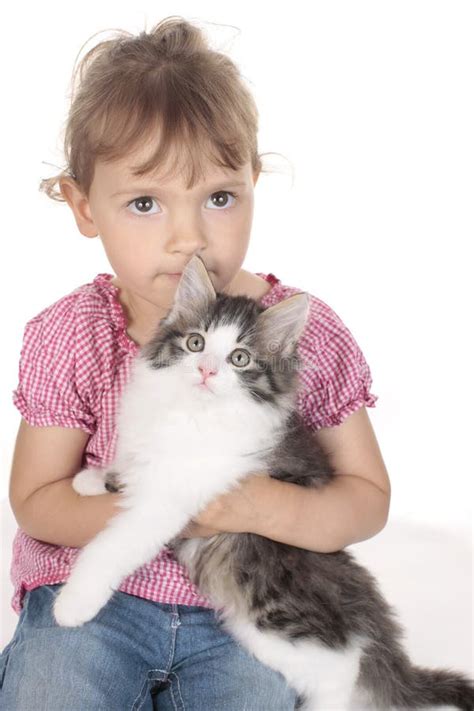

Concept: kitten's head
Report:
left=140, top=256, right=309, bottom=409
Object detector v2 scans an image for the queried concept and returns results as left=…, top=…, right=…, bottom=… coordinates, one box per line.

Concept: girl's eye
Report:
left=127, top=196, right=160, bottom=215
left=126, top=191, right=237, bottom=215
left=206, top=191, right=237, bottom=210
left=230, top=349, right=251, bottom=368
left=186, top=333, right=205, bottom=352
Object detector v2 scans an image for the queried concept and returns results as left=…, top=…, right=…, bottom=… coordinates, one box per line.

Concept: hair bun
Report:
left=40, top=15, right=264, bottom=202
left=151, top=16, right=208, bottom=55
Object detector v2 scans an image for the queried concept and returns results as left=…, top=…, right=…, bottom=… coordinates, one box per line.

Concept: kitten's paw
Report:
left=53, top=582, right=113, bottom=627
left=73, top=468, right=107, bottom=496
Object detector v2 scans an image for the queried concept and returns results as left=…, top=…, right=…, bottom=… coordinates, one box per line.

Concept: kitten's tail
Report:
left=359, top=640, right=474, bottom=710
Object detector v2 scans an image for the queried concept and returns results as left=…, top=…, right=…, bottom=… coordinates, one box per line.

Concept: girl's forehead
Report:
left=94, top=152, right=253, bottom=191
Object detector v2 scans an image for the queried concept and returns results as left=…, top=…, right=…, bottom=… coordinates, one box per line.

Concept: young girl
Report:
left=1, top=17, right=391, bottom=710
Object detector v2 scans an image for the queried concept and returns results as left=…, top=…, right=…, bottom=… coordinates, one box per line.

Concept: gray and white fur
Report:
left=53, top=255, right=473, bottom=710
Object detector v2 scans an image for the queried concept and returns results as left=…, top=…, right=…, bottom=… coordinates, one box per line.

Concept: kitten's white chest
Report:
left=112, top=361, right=284, bottom=503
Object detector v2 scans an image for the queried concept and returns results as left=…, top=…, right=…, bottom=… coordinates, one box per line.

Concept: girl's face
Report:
left=64, top=142, right=259, bottom=328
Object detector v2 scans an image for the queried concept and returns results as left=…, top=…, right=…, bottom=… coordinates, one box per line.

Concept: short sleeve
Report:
left=12, top=300, right=98, bottom=434
left=297, top=297, right=378, bottom=430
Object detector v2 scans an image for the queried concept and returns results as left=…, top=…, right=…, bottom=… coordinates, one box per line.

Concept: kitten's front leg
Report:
left=53, top=499, right=189, bottom=627
left=73, top=467, right=124, bottom=496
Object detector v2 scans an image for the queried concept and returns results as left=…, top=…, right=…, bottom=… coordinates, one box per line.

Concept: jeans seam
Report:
left=166, top=609, right=180, bottom=672
left=130, top=668, right=170, bottom=711
left=131, top=606, right=180, bottom=710
left=168, top=671, right=184, bottom=711
left=130, top=676, right=152, bottom=711
left=165, top=608, right=182, bottom=710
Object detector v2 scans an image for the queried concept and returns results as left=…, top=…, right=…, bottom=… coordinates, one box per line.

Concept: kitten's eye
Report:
left=230, top=348, right=251, bottom=368
left=186, top=333, right=205, bottom=352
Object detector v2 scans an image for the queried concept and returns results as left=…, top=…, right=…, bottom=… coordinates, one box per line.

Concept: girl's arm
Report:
left=15, top=478, right=122, bottom=548
left=10, top=419, right=122, bottom=548
left=183, top=407, right=391, bottom=552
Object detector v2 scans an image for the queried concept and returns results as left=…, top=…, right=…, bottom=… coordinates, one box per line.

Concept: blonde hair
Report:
left=40, top=17, right=265, bottom=201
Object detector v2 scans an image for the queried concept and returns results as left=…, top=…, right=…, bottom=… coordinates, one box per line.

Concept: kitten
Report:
left=53, top=256, right=473, bottom=711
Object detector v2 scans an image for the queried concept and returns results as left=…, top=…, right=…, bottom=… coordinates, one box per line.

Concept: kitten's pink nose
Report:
left=198, top=364, right=217, bottom=382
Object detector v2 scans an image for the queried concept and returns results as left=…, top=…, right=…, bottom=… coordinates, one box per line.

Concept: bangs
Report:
left=42, top=19, right=262, bottom=202
left=80, top=63, right=255, bottom=189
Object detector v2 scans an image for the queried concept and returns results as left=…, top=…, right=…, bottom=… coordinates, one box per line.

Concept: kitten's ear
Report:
left=257, top=293, right=310, bottom=357
left=163, top=256, right=216, bottom=324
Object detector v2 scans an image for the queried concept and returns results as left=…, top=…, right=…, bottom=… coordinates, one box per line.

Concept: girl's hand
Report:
left=178, top=521, right=220, bottom=538
left=178, top=472, right=269, bottom=538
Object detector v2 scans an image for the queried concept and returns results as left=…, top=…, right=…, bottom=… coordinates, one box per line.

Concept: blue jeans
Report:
left=0, top=584, right=298, bottom=710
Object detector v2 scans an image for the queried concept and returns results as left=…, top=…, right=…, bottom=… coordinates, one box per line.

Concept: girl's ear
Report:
left=59, top=176, right=99, bottom=238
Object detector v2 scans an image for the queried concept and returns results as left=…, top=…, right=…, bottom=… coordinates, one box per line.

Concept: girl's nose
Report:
left=172, top=238, right=206, bottom=257
left=168, top=221, right=208, bottom=256
left=198, top=364, right=218, bottom=382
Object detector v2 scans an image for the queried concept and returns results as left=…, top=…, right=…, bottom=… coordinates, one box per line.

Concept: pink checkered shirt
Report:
left=10, top=272, right=378, bottom=613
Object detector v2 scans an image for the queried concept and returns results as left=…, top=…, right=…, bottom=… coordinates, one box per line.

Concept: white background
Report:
left=1, top=0, right=472, bottom=680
